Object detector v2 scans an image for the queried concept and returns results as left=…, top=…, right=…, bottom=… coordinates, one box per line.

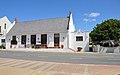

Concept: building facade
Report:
left=6, top=12, right=89, bottom=51
left=0, top=16, right=15, bottom=47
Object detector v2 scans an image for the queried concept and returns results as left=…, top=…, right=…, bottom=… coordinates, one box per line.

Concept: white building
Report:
left=6, top=12, right=89, bottom=52
left=0, top=16, right=15, bottom=47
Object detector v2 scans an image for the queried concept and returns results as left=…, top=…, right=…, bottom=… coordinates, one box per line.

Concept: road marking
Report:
left=41, top=63, right=55, bottom=71
left=0, top=59, right=16, bottom=66
left=27, top=62, right=42, bottom=69
left=11, top=61, right=29, bottom=67
left=1, top=61, right=22, bottom=66
left=35, top=63, right=54, bottom=71
left=31, top=63, right=47, bottom=70
left=20, top=62, right=38, bottom=68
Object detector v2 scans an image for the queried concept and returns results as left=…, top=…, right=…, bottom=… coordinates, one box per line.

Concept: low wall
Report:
left=93, top=45, right=120, bottom=53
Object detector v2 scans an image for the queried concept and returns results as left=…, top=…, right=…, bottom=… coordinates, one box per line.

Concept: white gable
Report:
left=68, top=12, right=75, bottom=32
left=0, top=16, right=12, bottom=35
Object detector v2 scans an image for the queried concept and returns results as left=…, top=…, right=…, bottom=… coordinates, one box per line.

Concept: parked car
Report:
left=100, top=40, right=119, bottom=47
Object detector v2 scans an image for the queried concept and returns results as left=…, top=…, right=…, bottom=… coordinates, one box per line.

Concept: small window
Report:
left=4, top=23, right=6, bottom=29
left=76, top=36, right=83, bottom=41
left=1, top=39, right=5, bottom=43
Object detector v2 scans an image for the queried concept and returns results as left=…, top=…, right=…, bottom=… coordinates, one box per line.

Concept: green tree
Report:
left=90, top=19, right=120, bottom=44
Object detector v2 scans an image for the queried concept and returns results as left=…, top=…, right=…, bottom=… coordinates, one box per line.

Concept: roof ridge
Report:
left=18, top=17, right=68, bottom=23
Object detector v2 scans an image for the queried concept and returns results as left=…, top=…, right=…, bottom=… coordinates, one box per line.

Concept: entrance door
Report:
left=54, top=33, right=60, bottom=48
left=31, top=35, right=36, bottom=45
left=41, top=34, right=47, bottom=48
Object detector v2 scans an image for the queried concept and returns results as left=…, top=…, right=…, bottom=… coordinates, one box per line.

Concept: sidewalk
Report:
left=0, top=48, right=103, bottom=55
left=1, top=48, right=76, bottom=53
left=0, top=58, right=120, bottom=75
left=1, top=48, right=119, bottom=55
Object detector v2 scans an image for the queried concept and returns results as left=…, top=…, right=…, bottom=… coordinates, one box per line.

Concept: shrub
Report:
left=0, top=44, right=5, bottom=49
left=77, top=47, right=82, bottom=52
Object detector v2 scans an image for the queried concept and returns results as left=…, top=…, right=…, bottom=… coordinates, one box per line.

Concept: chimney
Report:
left=15, top=18, right=18, bottom=24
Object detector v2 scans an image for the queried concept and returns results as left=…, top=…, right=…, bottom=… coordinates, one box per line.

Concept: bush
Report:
left=77, top=47, right=82, bottom=52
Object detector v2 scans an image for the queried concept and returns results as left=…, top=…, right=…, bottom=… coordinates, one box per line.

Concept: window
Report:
left=13, top=36, right=16, bottom=40
left=4, top=23, right=6, bottom=29
left=21, top=35, right=26, bottom=44
left=1, top=39, right=5, bottom=43
left=11, top=36, right=17, bottom=45
left=76, top=36, right=83, bottom=41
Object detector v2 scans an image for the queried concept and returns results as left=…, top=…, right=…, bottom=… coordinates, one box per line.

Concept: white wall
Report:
left=6, top=35, right=12, bottom=49
left=26, top=34, right=31, bottom=45
left=69, top=31, right=89, bottom=52
left=6, top=31, right=89, bottom=51
left=36, top=34, right=41, bottom=44
left=6, top=32, right=69, bottom=49
left=0, top=16, right=11, bottom=34
left=0, top=16, right=12, bottom=45
left=60, top=33, right=68, bottom=48
left=47, top=33, right=54, bottom=47
left=46, top=33, right=68, bottom=48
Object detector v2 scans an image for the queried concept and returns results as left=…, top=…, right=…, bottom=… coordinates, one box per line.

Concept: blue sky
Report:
left=0, top=0, right=120, bottom=31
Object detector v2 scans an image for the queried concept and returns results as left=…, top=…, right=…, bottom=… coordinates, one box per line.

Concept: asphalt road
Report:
left=0, top=50, right=120, bottom=65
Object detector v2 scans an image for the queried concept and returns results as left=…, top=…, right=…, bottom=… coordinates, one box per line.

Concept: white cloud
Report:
left=83, top=12, right=100, bottom=22
left=83, top=18, right=96, bottom=22
left=89, top=12, right=100, bottom=17
left=84, top=12, right=100, bottom=17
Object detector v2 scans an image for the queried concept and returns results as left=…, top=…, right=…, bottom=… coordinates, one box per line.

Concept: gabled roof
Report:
left=7, top=18, right=69, bottom=36
left=0, top=16, right=12, bottom=26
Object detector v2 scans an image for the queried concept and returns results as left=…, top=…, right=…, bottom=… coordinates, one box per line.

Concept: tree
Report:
left=90, top=19, right=120, bottom=44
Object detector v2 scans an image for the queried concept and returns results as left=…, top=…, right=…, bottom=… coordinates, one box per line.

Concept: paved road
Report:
left=0, top=50, right=120, bottom=65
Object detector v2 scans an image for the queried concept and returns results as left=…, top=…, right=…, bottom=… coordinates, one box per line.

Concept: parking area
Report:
left=0, top=58, right=120, bottom=75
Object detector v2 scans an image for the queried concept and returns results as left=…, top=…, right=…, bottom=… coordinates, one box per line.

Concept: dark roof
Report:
left=7, top=18, right=69, bottom=36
